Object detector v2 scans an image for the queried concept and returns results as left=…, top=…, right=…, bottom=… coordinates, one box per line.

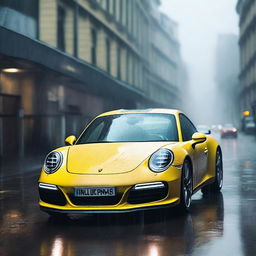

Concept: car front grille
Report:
left=68, top=194, right=123, bottom=206
left=127, top=182, right=168, bottom=204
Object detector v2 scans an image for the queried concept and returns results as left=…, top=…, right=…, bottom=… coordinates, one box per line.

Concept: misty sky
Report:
left=160, top=0, right=239, bottom=124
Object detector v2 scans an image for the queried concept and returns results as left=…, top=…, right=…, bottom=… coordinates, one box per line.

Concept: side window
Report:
left=179, top=114, right=197, bottom=141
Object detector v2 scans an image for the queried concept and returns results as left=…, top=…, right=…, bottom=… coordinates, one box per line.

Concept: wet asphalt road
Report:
left=0, top=133, right=256, bottom=256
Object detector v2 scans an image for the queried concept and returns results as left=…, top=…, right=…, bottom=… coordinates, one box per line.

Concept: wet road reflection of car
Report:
left=1, top=134, right=256, bottom=256
left=36, top=193, right=224, bottom=256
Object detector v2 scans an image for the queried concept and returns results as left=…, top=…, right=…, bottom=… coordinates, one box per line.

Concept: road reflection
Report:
left=239, top=157, right=256, bottom=256
left=34, top=193, right=224, bottom=256
left=3, top=134, right=256, bottom=255
left=220, top=138, right=238, bottom=159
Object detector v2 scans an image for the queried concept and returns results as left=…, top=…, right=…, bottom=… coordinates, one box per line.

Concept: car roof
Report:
left=97, top=108, right=182, bottom=117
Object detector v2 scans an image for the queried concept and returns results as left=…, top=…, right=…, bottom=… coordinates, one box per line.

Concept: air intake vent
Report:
left=44, top=152, right=63, bottom=174
left=127, top=182, right=168, bottom=204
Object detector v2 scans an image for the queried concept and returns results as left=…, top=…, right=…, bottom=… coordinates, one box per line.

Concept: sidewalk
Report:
left=0, top=154, right=45, bottom=179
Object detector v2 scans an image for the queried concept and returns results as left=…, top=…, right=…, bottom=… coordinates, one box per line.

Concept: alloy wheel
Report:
left=216, top=149, right=223, bottom=189
left=183, top=161, right=193, bottom=208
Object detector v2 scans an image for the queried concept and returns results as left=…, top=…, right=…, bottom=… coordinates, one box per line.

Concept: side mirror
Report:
left=65, top=135, right=77, bottom=145
left=192, top=133, right=206, bottom=149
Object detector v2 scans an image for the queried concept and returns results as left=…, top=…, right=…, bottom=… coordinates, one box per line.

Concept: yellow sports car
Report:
left=38, top=109, right=223, bottom=216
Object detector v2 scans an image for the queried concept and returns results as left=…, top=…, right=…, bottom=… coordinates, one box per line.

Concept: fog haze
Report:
left=160, top=0, right=239, bottom=125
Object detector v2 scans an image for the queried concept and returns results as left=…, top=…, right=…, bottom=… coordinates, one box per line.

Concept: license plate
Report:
left=74, top=187, right=116, bottom=197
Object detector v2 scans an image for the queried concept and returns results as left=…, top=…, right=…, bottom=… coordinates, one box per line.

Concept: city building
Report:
left=236, top=0, right=256, bottom=117
left=215, top=34, right=239, bottom=124
left=0, top=0, right=182, bottom=157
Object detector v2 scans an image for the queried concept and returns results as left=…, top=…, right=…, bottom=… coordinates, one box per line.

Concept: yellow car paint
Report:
left=38, top=109, right=221, bottom=214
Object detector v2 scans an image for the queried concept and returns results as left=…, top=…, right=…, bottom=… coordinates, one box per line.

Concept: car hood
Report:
left=67, top=142, right=175, bottom=175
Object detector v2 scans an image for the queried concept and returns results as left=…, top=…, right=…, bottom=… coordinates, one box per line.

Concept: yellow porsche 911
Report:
left=38, top=109, right=223, bottom=216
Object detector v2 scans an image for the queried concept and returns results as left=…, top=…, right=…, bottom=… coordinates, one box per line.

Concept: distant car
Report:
left=197, top=125, right=211, bottom=134
left=242, top=116, right=256, bottom=133
left=221, top=124, right=237, bottom=138
left=38, top=109, right=223, bottom=217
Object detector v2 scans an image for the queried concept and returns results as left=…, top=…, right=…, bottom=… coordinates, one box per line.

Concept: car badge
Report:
left=98, top=168, right=103, bottom=173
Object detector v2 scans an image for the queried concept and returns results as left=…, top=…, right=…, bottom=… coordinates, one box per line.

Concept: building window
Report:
left=106, top=0, right=110, bottom=13
left=117, top=46, right=121, bottom=79
left=126, top=0, right=129, bottom=29
left=130, top=1, right=133, bottom=35
left=126, top=50, right=130, bottom=82
left=109, top=0, right=114, bottom=15
left=132, top=57, right=136, bottom=85
left=122, top=0, right=127, bottom=26
left=57, top=5, right=66, bottom=51
left=0, top=0, right=39, bottom=38
left=106, top=38, right=111, bottom=73
left=119, top=0, right=123, bottom=24
left=98, top=0, right=104, bottom=8
left=91, top=28, right=97, bottom=65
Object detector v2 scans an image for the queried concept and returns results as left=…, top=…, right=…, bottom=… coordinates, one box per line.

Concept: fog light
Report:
left=39, top=183, right=58, bottom=190
left=133, top=182, right=165, bottom=190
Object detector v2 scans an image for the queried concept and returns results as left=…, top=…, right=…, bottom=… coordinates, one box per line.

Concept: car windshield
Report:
left=76, top=113, right=178, bottom=144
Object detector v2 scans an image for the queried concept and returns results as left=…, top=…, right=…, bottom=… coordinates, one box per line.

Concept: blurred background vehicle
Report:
left=220, top=124, right=238, bottom=138
left=241, top=116, right=256, bottom=134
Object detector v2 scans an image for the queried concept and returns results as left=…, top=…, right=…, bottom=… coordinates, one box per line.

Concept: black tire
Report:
left=178, top=159, right=193, bottom=212
left=201, top=148, right=223, bottom=194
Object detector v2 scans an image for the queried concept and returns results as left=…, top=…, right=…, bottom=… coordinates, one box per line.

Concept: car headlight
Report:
left=44, top=151, right=63, bottom=174
left=149, top=149, right=174, bottom=173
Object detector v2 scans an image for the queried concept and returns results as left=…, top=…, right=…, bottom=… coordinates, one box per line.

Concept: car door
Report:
left=193, top=139, right=208, bottom=185
left=179, top=114, right=208, bottom=187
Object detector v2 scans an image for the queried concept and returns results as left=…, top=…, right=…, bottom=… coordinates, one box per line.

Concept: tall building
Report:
left=0, top=0, right=182, bottom=157
left=236, top=0, right=256, bottom=116
left=215, top=34, right=239, bottom=123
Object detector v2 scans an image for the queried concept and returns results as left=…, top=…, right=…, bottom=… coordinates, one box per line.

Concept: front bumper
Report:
left=38, top=181, right=180, bottom=213
left=38, top=165, right=182, bottom=213
left=40, top=200, right=179, bottom=214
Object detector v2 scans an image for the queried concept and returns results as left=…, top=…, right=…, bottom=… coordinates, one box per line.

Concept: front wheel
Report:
left=178, top=159, right=193, bottom=212
left=213, top=148, right=223, bottom=191
left=201, top=148, right=223, bottom=194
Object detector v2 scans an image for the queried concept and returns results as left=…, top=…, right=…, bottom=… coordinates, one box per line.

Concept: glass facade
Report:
left=0, top=0, right=38, bottom=38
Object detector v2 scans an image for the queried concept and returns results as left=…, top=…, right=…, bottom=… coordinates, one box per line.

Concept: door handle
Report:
left=204, top=148, right=208, bottom=154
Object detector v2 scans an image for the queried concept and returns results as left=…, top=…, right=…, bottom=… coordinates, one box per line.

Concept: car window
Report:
left=179, top=113, right=197, bottom=141
left=76, top=113, right=179, bottom=143
left=85, top=121, right=105, bottom=142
